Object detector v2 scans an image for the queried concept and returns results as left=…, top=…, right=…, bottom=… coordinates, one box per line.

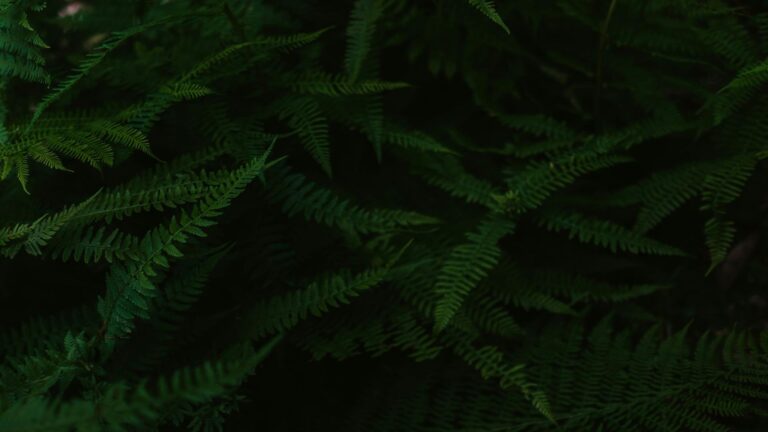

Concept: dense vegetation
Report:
left=1, top=0, right=768, bottom=430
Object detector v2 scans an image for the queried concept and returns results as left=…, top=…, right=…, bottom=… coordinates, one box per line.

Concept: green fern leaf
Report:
left=270, top=166, right=438, bottom=234
left=30, top=31, right=133, bottom=125
left=632, top=162, right=711, bottom=233
left=288, top=72, right=409, bottom=96
left=277, top=97, right=332, bottom=176
left=345, top=0, right=384, bottom=82
left=501, top=151, right=631, bottom=214
left=98, top=154, right=273, bottom=341
left=539, top=211, right=686, bottom=256
left=467, top=0, right=511, bottom=34
left=0, top=3, right=49, bottom=84
left=434, top=214, right=515, bottom=331
left=0, top=337, right=281, bottom=430
left=246, top=264, right=399, bottom=339
left=704, top=216, right=736, bottom=275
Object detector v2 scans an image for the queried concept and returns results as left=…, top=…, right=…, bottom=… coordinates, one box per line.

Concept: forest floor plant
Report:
left=1, top=0, right=768, bottom=430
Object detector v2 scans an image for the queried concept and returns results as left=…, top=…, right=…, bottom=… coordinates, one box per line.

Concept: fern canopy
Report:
left=1, top=0, right=768, bottom=431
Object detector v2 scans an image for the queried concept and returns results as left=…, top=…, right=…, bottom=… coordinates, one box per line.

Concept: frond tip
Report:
left=467, top=0, right=511, bottom=34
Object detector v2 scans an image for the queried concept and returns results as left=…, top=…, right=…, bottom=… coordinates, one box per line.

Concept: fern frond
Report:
left=712, top=59, right=768, bottom=123
left=516, top=322, right=768, bottom=431
left=538, top=211, right=686, bottom=256
left=1, top=114, right=152, bottom=189
left=47, top=226, right=140, bottom=264
left=0, top=337, right=281, bottom=431
left=160, top=81, right=214, bottom=100
left=247, top=28, right=332, bottom=52
left=704, top=216, right=736, bottom=275
left=269, top=166, right=438, bottom=234
left=501, top=151, right=631, bottom=214
left=276, top=96, right=332, bottom=176
left=467, top=0, right=511, bottom=34
left=696, top=15, right=758, bottom=70
left=180, top=28, right=330, bottom=84
left=30, top=31, right=134, bottom=125
left=631, top=162, right=711, bottom=233
left=530, top=270, right=670, bottom=304
left=0, top=3, right=49, bottom=84
left=383, top=128, right=457, bottom=154
left=363, top=94, right=385, bottom=161
left=463, top=293, right=524, bottom=338
left=415, top=154, right=500, bottom=208
left=504, top=139, right=576, bottom=158
left=0, top=306, right=96, bottom=358
left=495, top=114, right=578, bottom=140
left=246, top=267, right=390, bottom=338
left=298, top=307, right=443, bottom=362
left=345, top=0, right=384, bottom=82
left=0, top=191, right=100, bottom=257
left=0, top=331, right=89, bottom=407
left=482, top=262, right=576, bottom=315
left=444, top=331, right=554, bottom=422
left=131, top=247, right=230, bottom=372
left=289, top=71, right=408, bottom=96
left=700, top=153, right=757, bottom=211
left=434, top=214, right=515, bottom=331
left=87, top=120, right=150, bottom=154
left=29, top=11, right=205, bottom=126
left=97, top=154, right=273, bottom=341
left=699, top=153, right=757, bottom=271
left=116, top=30, right=329, bottom=135
left=79, top=166, right=239, bottom=224
left=1, top=150, right=274, bottom=260
left=0, top=151, right=29, bottom=192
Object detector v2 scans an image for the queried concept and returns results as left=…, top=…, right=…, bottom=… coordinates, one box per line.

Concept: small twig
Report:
left=594, top=0, right=618, bottom=130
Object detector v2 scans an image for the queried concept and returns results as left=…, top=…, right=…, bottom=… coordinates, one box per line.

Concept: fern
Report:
left=0, top=337, right=281, bottom=431
left=276, top=96, right=332, bottom=176
left=501, top=151, right=632, bottom=214
left=467, top=0, right=511, bottom=34
left=444, top=331, right=554, bottom=422
left=0, top=191, right=100, bottom=257
left=288, top=72, right=409, bottom=96
left=97, top=153, right=274, bottom=341
left=30, top=28, right=139, bottom=126
left=382, top=127, right=457, bottom=154
left=345, top=0, right=384, bottom=82
left=0, top=0, right=49, bottom=84
left=130, top=247, right=231, bottom=372
left=434, top=214, right=515, bottom=331
left=268, top=165, right=438, bottom=234
left=246, top=265, right=395, bottom=339
left=509, top=322, right=768, bottom=431
left=538, top=211, right=686, bottom=256
left=3, top=1, right=768, bottom=430
left=415, top=154, right=501, bottom=208
left=700, top=153, right=758, bottom=271
left=0, top=306, right=96, bottom=359
left=495, top=114, right=579, bottom=141
left=47, top=226, right=140, bottom=264
left=262, top=250, right=411, bottom=345
left=711, top=56, right=768, bottom=124
left=630, top=162, right=711, bottom=233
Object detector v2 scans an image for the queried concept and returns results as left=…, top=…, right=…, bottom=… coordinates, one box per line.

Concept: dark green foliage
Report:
left=1, top=0, right=768, bottom=430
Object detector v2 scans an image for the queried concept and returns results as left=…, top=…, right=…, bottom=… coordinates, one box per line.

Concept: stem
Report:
left=594, top=0, right=618, bottom=130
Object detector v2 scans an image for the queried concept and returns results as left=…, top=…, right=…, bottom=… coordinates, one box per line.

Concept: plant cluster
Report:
left=1, top=0, right=768, bottom=430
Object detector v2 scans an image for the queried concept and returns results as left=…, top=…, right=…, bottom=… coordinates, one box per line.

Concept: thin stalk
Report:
left=594, top=0, right=618, bottom=130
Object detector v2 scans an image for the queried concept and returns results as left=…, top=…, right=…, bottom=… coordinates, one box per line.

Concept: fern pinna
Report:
left=1, top=0, right=768, bottom=430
